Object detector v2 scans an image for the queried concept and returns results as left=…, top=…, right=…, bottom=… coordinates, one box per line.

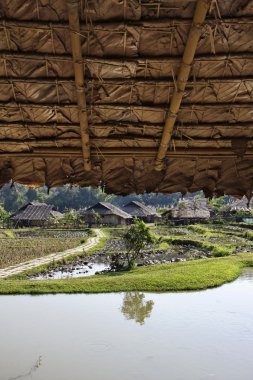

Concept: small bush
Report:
left=243, top=231, right=253, bottom=241
left=159, top=241, right=170, bottom=251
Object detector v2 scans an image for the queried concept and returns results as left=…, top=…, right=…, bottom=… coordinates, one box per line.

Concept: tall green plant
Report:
left=123, top=220, right=156, bottom=269
left=0, top=204, right=10, bottom=222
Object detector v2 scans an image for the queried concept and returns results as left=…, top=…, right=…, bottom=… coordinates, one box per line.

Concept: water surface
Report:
left=0, top=271, right=253, bottom=380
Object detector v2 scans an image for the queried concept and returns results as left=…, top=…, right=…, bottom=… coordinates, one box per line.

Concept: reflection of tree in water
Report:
left=8, top=356, right=42, bottom=380
left=121, top=292, right=154, bottom=325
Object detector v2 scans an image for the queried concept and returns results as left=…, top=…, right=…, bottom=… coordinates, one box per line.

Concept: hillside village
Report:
left=3, top=195, right=253, bottom=228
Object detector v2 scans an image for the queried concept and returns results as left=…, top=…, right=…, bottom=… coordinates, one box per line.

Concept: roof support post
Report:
left=66, top=0, right=91, bottom=171
left=155, top=0, right=211, bottom=171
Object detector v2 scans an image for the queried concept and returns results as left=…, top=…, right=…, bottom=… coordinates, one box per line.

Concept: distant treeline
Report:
left=0, top=183, right=184, bottom=213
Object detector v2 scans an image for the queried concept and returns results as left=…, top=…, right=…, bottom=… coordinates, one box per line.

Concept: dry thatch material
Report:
left=170, top=198, right=210, bottom=219
left=81, top=202, right=132, bottom=220
left=80, top=202, right=132, bottom=225
left=122, top=201, right=160, bottom=222
left=228, top=196, right=253, bottom=211
left=10, top=202, right=62, bottom=226
left=1, top=1, right=253, bottom=197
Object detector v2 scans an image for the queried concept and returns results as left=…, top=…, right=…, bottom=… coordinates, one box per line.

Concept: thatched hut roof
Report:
left=1, top=1, right=253, bottom=197
left=228, top=196, right=253, bottom=212
left=80, top=202, right=132, bottom=220
left=170, top=198, right=210, bottom=219
left=10, top=202, right=62, bottom=222
left=122, top=201, right=160, bottom=219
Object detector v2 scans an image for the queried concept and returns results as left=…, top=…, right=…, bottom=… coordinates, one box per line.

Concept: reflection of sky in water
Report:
left=243, top=218, right=253, bottom=223
left=33, top=263, right=109, bottom=280
left=0, top=270, right=253, bottom=380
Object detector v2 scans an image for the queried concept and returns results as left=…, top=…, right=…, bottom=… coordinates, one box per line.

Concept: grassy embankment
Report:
left=1, top=223, right=253, bottom=294
left=0, top=253, right=252, bottom=294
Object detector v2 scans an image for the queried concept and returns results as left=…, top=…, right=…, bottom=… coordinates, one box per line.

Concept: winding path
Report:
left=0, top=228, right=105, bottom=279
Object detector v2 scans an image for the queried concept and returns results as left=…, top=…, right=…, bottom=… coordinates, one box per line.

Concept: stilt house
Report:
left=163, top=198, right=210, bottom=221
left=80, top=202, right=132, bottom=226
left=9, top=202, right=62, bottom=227
left=122, top=201, right=160, bottom=223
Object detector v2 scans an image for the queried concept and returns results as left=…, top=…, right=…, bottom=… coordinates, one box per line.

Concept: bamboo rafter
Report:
left=66, top=0, right=91, bottom=171
left=1, top=147, right=253, bottom=159
left=155, top=0, right=211, bottom=171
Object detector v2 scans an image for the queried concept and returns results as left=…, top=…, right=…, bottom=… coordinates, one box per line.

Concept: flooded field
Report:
left=32, top=262, right=109, bottom=279
left=0, top=271, right=253, bottom=380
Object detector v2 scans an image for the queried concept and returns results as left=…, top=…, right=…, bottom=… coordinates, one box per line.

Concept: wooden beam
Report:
left=0, top=137, right=250, bottom=146
left=1, top=147, right=253, bottom=159
left=66, top=0, right=91, bottom=171
left=3, top=77, right=253, bottom=85
left=155, top=0, right=211, bottom=171
left=3, top=51, right=253, bottom=64
left=1, top=17, right=253, bottom=29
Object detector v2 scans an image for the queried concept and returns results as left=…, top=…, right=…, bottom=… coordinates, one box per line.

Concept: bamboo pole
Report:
left=0, top=138, right=249, bottom=147
left=0, top=147, right=251, bottom=158
left=66, top=0, right=91, bottom=171
left=1, top=16, right=252, bottom=29
left=155, top=0, right=211, bottom=171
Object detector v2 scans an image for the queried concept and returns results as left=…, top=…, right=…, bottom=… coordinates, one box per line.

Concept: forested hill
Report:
left=0, top=183, right=182, bottom=213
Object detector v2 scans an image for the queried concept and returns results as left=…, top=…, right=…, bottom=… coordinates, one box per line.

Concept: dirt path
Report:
left=0, top=229, right=106, bottom=279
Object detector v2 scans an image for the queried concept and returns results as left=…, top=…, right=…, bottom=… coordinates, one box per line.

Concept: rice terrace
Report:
left=1, top=0, right=253, bottom=379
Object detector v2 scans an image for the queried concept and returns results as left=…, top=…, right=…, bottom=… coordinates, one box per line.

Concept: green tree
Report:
left=123, top=219, right=156, bottom=270
left=0, top=183, right=27, bottom=212
left=61, top=210, right=81, bottom=227
left=0, top=204, right=10, bottom=223
left=208, top=195, right=233, bottom=215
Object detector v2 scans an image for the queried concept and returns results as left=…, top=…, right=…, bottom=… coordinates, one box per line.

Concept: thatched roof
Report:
left=10, top=202, right=62, bottom=221
left=122, top=201, right=160, bottom=218
left=170, top=198, right=210, bottom=219
left=81, top=202, right=132, bottom=220
left=228, top=196, right=253, bottom=211
left=1, top=1, right=253, bottom=197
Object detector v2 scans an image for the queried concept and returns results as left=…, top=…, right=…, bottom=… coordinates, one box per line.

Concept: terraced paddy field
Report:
left=107, top=222, right=253, bottom=261
left=1, top=222, right=253, bottom=294
left=0, top=229, right=91, bottom=269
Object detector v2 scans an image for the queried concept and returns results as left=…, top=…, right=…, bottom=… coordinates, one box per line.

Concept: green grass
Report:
left=242, top=231, right=253, bottom=241
left=158, top=241, right=171, bottom=250
left=85, top=236, right=107, bottom=254
left=2, top=223, right=253, bottom=294
left=162, top=236, right=235, bottom=257
left=3, top=230, right=15, bottom=238
left=1, top=253, right=252, bottom=294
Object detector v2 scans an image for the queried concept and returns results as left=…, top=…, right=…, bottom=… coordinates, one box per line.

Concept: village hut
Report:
left=164, top=198, right=210, bottom=221
left=9, top=202, right=63, bottom=227
left=80, top=202, right=132, bottom=226
left=227, top=196, right=253, bottom=212
left=122, top=201, right=160, bottom=223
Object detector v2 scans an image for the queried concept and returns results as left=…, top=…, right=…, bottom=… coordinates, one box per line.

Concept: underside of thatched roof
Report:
left=1, top=0, right=253, bottom=197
